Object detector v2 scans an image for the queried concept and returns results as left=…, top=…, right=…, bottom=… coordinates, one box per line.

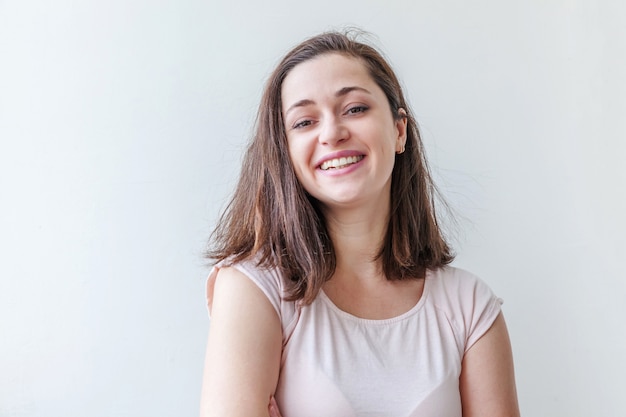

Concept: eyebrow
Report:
left=284, top=86, right=372, bottom=116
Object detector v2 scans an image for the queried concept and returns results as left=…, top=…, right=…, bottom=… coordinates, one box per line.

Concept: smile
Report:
left=319, top=155, right=364, bottom=171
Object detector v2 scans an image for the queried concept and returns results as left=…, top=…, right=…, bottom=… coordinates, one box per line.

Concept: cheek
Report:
left=288, top=141, right=310, bottom=171
left=376, top=127, right=399, bottom=157
left=287, top=141, right=308, bottom=180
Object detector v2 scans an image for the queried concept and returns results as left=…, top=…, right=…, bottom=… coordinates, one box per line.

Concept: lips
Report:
left=319, top=155, right=364, bottom=170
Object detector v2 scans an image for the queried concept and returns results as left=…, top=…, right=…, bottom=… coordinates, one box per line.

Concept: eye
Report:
left=345, top=105, right=369, bottom=115
left=293, top=119, right=313, bottom=129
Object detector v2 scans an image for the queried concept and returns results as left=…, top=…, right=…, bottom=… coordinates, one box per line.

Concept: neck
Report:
left=322, top=197, right=390, bottom=283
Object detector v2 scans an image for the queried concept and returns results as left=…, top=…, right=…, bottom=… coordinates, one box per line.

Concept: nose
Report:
left=318, top=115, right=348, bottom=146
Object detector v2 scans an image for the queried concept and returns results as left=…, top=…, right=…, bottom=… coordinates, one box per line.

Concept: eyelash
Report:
left=291, top=105, right=369, bottom=130
left=346, top=105, right=369, bottom=115
left=293, top=119, right=313, bottom=129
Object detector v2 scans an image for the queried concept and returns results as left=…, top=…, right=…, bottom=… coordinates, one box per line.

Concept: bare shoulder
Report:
left=211, top=265, right=276, bottom=310
left=460, top=313, right=521, bottom=417
left=200, top=265, right=282, bottom=417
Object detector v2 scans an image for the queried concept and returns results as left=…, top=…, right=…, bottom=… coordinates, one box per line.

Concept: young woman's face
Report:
left=281, top=53, right=407, bottom=211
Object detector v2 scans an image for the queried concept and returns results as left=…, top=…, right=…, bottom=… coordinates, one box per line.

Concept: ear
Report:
left=395, top=108, right=408, bottom=154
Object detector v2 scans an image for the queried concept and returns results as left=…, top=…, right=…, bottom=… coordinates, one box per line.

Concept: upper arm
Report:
left=200, top=266, right=282, bottom=417
left=459, top=312, right=520, bottom=417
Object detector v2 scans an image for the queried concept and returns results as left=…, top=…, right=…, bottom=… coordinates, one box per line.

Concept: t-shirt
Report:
left=206, top=259, right=502, bottom=417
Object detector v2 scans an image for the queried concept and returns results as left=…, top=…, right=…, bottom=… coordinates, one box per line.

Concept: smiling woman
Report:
left=282, top=53, right=406, bottom=210
left=200, top=31, right=520, bottom=417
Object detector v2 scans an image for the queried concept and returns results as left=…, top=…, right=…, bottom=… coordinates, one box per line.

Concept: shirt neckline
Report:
left=317, top=270, right=431, bottom=325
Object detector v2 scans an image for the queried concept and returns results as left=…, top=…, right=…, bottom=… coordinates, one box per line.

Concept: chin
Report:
left=319, top=193, right=370, bottom=209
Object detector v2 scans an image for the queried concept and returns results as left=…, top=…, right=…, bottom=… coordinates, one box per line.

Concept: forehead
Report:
left=281, top=53, right=377, bottom=108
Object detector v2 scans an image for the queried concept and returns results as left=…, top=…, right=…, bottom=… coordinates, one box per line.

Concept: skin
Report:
left=460, top=314, right=520, bottom=417
left=282, top=53, right=406, bottom=214
left=200, top=53, right=520, bottom=416
left=200, top=266, right=282, bottom=417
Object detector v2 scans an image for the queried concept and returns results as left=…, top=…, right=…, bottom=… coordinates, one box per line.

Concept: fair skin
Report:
left=282, top=53, right=417, bottom=319
left=283, top=54, right=406, bottom=214
left=200, top=53, right=520, bottom=416
left=200, top=266, right=282, bottom=417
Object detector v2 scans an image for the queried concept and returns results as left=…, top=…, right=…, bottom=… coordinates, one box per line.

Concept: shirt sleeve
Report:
left=460, top=270, right=503, bottom=353
left=205, top=258, right=299, bottom=343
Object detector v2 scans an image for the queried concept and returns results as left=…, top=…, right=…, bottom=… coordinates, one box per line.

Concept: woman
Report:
left=200, top=31, right=520, bottom=417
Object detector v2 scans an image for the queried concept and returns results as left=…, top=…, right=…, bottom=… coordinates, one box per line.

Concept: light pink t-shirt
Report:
left=206, top=260, right=502, bottom=417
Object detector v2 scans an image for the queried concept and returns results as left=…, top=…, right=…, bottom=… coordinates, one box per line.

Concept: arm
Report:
left=459, top=313, right=521, bottom=417
left=200, top=266, right=282, bottom=417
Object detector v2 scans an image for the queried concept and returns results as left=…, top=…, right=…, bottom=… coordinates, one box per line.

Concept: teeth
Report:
left=320, top=155, right=363, bottom=170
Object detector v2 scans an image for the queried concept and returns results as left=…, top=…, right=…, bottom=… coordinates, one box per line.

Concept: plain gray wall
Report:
left=1, top=0, right=624, bottom=416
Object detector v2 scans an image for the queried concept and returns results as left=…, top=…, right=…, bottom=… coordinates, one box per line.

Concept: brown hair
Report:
left=207, top=30, right=454, bottom=304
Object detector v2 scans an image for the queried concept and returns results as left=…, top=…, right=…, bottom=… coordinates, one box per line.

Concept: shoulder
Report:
left=426, top=265, right=500, bottom=306
left=201, top=260, right=284, bottom=416
left=426, top=266, right=503, bottom=352
left=206, top=257, right=299, bottom=340
left=207, top=257, right=283, bottom=313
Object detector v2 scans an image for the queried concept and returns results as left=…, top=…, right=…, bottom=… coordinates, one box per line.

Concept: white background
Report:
left=1, top=1, right=624, bottom=416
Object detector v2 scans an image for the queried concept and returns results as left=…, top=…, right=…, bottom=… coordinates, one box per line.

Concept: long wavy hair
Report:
left=207, top=30, right=454, bottom=304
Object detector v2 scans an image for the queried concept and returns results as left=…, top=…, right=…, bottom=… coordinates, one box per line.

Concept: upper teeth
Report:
left=320, top=155, right=363, bottom=170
